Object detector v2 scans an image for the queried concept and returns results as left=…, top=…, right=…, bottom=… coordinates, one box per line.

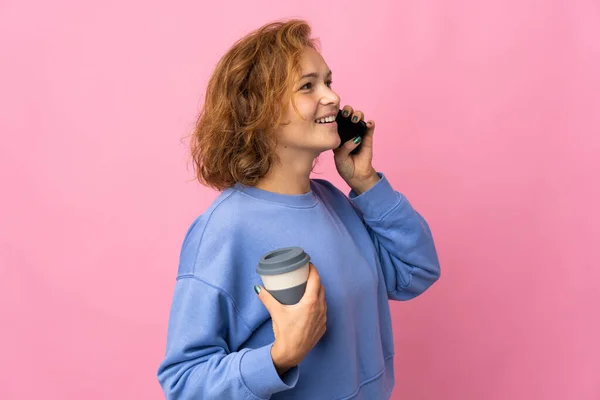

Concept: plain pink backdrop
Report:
left=1, top=0, right=599, bottom=399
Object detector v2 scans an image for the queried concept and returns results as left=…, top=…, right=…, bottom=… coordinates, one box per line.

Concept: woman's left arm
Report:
left=333, top=108, right=440, bottom=301
left=349, top=173, right=441, bottom=301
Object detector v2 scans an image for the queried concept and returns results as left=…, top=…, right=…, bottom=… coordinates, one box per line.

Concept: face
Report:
left=274, top=47, right=341, bottom=157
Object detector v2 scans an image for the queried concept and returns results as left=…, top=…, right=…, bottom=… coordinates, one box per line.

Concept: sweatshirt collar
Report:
left=233, top=181, right=319, bottom=208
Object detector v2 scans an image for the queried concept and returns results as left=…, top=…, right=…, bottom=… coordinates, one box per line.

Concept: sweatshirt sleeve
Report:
left=157, top=276, right=299, bottom=399
left=348, top=173, right=441, bottom=301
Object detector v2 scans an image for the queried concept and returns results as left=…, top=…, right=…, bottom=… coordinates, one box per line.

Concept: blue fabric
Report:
left=157, top=173, right=440, bottom=399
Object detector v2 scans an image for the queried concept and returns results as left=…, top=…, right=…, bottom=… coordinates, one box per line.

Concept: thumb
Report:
left=334, top=136, right=362, bottom=158
left=254, top=285, right=280, bottom=314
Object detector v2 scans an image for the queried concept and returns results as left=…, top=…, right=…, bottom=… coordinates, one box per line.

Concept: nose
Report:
left=321, top=87, right=340, bottom=108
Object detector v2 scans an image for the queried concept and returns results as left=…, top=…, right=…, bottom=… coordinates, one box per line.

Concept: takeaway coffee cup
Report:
left=256, top=247, right=311, bottom=305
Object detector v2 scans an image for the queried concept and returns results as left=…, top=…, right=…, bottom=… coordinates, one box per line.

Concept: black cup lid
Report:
left=256, top=247, right=311, bottom=276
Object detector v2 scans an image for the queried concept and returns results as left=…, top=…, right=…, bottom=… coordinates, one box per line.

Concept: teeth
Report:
left=315, top=115, right=335, bottom=124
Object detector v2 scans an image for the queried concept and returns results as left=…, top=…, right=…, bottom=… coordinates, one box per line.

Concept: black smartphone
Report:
left=336, top=109, right=367, bottom=155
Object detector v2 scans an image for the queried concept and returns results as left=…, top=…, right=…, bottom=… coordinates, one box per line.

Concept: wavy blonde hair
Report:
left=190, top=19, right=320, bottom=191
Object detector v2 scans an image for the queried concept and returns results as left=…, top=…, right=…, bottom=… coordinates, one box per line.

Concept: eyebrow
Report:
left=299, top=70, right=333, bottom=80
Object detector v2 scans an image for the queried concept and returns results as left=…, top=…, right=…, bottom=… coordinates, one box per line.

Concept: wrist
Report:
left=271, top=342, right=294, bottom=376
left=349, top=171, right=380, bottom=195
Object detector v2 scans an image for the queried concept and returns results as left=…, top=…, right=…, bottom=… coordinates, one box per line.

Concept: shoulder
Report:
left=176, top=188, right=249, bottom=277
left=310, top=178, right=346, bottom=200
left=310, top=178, right=364, bottom=220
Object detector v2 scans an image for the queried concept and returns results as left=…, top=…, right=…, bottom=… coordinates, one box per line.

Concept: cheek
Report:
left=291, top=97, right=318, bottom=123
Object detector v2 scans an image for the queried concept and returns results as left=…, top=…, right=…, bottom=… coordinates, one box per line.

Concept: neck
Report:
left=254, top=148, right=317, bottom=195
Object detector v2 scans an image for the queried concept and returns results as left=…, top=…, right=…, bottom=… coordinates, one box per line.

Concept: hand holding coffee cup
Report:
left=254, top=250, right=327, bottom=375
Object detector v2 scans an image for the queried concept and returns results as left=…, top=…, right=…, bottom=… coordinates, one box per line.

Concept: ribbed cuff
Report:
left=239, top=343, right=299, bottom=399
left=349, top=173, right=404, bottom=221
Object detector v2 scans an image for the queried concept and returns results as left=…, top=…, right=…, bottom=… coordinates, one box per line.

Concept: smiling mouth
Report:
left=315, top=115, right=336, bottom=124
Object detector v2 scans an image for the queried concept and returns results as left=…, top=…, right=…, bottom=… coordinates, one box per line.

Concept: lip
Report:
left=315, top=121, right=337, bottom=129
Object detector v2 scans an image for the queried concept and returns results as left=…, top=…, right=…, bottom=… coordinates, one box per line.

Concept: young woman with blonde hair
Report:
left=157, top=19, right=440, bottom=400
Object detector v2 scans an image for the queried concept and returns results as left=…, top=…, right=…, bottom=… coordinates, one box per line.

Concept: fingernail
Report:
left=352, top=116, right=358, bottom=122
left=343, top=110, right=349, bottom=117
left=353, top=136, right=362, bottom=144
left=254, top=285, right=261, bottom=294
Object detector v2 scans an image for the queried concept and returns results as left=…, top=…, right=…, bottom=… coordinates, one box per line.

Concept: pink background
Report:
left=1, top=0, right=599, bottom=399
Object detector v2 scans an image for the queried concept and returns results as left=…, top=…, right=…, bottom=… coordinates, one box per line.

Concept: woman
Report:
left=157, top=19, right=440, bottom=400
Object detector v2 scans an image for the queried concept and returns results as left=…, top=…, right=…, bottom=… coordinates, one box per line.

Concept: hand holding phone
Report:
left=336, top=109, right=367, bottom=155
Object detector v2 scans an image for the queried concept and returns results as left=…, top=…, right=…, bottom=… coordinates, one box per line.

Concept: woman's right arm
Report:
left=156, top=276, right=299, bottom=400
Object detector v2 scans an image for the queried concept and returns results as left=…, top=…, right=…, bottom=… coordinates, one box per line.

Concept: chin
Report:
left=314, top=135, right=340, bottom=150
left=294, top=131, right=341, bottom=153
left=327, top=135, right=342, bottom=150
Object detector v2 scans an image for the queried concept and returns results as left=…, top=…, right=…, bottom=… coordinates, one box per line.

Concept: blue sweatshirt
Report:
left=157, top=173, right=440, bottom=399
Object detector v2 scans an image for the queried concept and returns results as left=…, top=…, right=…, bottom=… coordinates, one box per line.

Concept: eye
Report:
left=299, top=80, right=332, bottom=91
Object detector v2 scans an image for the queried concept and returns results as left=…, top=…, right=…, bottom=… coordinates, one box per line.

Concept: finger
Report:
left=361, top=120, right=375, bottom=149
left=341, top=105, right=353, bottom=118
left=336, top=134, right=362, bottom=155
left=351, top=110, right=364, bottom=124
left=303, top=263, right=322, bottom=297
left=255, top=285, right=280, bottom=314
left=318, top=283, right=325, bottom=303
left=333, top=136, right=361, bottom=159
left=365, top=120, right=375, bottom=136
